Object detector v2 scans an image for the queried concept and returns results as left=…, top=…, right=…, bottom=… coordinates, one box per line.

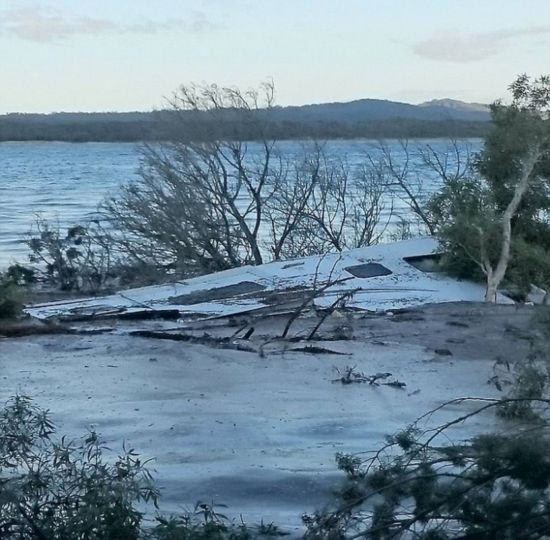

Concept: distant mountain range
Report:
left=0, top=98, right=491, bottom=142
left=271, top=98, right=490, bottom=123
left=418, top=99, right=490, bottom=118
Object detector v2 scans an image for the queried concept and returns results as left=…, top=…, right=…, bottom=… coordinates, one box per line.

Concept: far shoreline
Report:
left=0, top=135, right=486, bottom=144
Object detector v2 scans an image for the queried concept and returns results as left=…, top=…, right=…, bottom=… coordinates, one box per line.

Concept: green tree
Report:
left=429, top=75, right=550, bottom=302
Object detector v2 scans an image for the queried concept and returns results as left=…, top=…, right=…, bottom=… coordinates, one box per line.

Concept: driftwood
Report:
left=289, top=345, right=349, bottom=356
left=332, top=366, right=406, bottom=388
left=0, top=320, right=73, bottom=338
left=58, top=309, right=181, bottom=323
left=129, top=330, right=256, bottom=353
left=0, top=319, right=116, bottom=338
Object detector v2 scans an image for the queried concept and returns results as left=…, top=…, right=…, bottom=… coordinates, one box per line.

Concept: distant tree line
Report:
left=0, top=116, right=153, bottom=142
left=276, top=118, right=490, bottom=140
left=0, top=111, right=489, bottom=142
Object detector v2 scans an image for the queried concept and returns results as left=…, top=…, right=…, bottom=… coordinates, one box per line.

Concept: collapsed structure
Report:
left=26, top=237, right=512, bottom=323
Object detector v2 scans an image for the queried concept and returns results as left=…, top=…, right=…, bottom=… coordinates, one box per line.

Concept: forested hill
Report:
left=0, top=98, right=491, bottom=142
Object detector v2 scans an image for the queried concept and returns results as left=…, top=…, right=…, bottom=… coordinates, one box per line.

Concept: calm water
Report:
left=0, top=142, right=139, bottom=268
left=0, top=139, right=482, bottom=269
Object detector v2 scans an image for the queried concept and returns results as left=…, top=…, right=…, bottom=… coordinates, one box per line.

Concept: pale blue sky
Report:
left=1, top=0, right=549, bottom=113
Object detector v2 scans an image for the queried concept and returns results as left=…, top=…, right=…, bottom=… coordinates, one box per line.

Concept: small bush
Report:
left=496, top=359, right=549, bottom=420
left=152, top=503, right=288, bottom=539
left=25, top=217, right=172, bottom=293
left=4, top=263, right=36, bottom=286
left=0, top=274, right=22, bottom=319
left=27, top=218, right=115, bottom=293
left=492, top=311, right=550, bottom=420
left=0, top=395, right=158, bottom=539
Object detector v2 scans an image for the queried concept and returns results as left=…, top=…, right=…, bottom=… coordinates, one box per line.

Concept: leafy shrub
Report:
left=303, top=398, right=550, bottom=539
left=0, top=395, right=158, bottom=539
left=491, top=312, right=550, bottom=419
left=0, top=274, right=22, bottom=319
left=152, top=503, right=287, bottom=539
left=27, top=218, right=114, bottom=292
left=496, top=359, right=549, bottom=420
left=4, top=263, right=36, bottom=286
left=0, top=396, right=287, bottom=539
left=506, top=237, right=550, bottom=300
left=26, top=217, right=174, bottom=293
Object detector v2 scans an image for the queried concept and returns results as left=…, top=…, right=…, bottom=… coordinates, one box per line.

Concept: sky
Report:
left=1, top=0, right=549, bottom=113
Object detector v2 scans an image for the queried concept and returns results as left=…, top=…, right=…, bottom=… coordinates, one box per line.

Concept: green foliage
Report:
left=475, top=86, right=550, bottom=267
left=429, top=74, right=550, bottom=298
left=151, top=503, right=287, bottom=539
left=426, top=175, right=497, bottom=281
left=478, top=75, right=550, bottom=230
left=507, top=237, right=550, bottom=297
left=0, top=273, right=22, bottom=319
left=493, top=311, right=550, bottom=419
left=496, top=360, right=549, bottom=420
left=0, top=395, right=159, bottom=539
left=4, top=263, right=36, bottom=286
left=303, top=399, right=550, bottom=539
left=0, top=396, right=289, bottom=539
left=27, top=218, right=114, bottom=292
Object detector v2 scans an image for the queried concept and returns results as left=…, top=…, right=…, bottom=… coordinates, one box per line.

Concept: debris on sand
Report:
left=332, top=366, right=406, bottom=388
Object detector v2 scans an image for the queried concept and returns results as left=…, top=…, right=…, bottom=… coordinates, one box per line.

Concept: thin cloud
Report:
left=0, top=5, right=217, bottom=43
left=126, top=11, right=216, bottom=35
left=413, top=26, right=550, bottom=63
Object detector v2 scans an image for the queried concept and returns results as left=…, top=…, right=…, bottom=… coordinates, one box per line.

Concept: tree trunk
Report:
left=484, top=270, right=498, bottom=303
left=484, top=148, right=540, bottom=303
